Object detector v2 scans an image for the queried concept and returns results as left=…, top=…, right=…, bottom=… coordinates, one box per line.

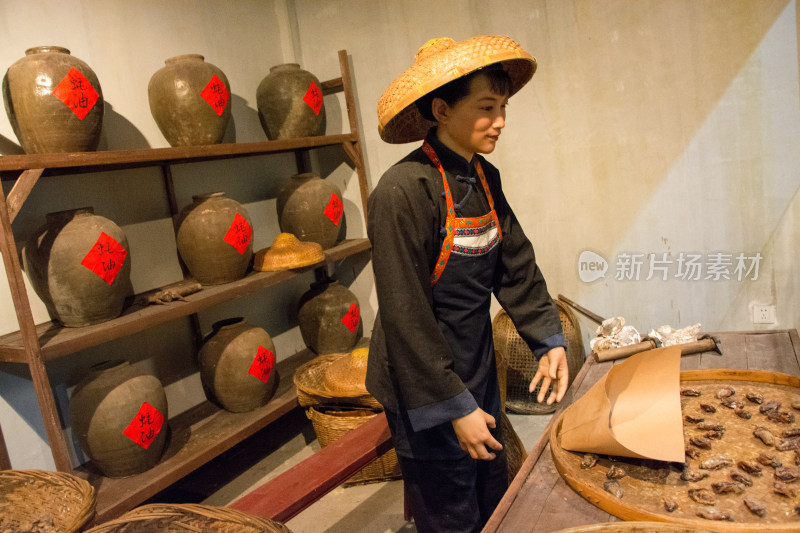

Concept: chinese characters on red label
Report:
left=323, top=193, right=343, bottom=225
left=122, top=402, right=165, bottom=450
left=302, top=81, right=323, bottom=115
left=199, top=74, right=230, bottom=116
left=51, top=67, right=99, bottom=120
left=80, top=232, right=128, bottom=285
left=223, top=213, right=252, bottom=254
left=341, top=302, right=360, bottom=333
left=248, top=345, right=275, bottom=384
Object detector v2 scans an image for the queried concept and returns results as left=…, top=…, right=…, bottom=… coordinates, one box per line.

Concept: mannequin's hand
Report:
left=529, top=346, right=569, bottom=405
left=451, top=408, right=503, bottom=460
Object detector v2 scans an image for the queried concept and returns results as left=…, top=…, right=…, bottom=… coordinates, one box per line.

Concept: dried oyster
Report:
left=757, top=453, right=782, bottom=468
left=711, top=481, right=745, bottom=494
left=690, top=437, right=712, bottom=450
left=681, top=388, right=702, bottom=397
left=697, top=422, right=724, bottom=432
left=680, top=469, right=709, bottom=482
left=720, top=397, right=743, bottom=410
left=774, top=481, right=797, bottom=497
left=606, top=464, right=627, bottom=480
left=774, top=466, right=800, bottom=482
left=734, top=407, right=751, bottom=419
left=696, top=508, right=731, bottom=521
left=776, top=438, right=800, bottom=452
left=700, top=457, right=733, bottom=470
left=737, top=461, right=763, bottom=475
left=684, top=414, right=705, bottom=424
left=603, top=480, right=623, bottom=498
left=744, top=498, right=767, bottom=517
left=663, top=498, right=679, bottom=513
left=700, top=404, right=717, bottom=413
left=715, top=386, right=735, bottom=399
left=760, top=400, right=781, bottom=414
left=782, top=428, right=800, bottom=438
left=580, top=453, right=598, bottom=469
left=791, top=399, right=800, bottom=411
left=754, top=426, right=775, bottom=446
left=767, top=409, right=795, bottom=424
left=685, top=447, right=700, bottom=460
left=688, top=488, right=717, bottom=505
left=705, top=430, right=724, bottom=440
left=730, top=471, right=753, bottom=487
left=746, top=392, right=764, bottom=404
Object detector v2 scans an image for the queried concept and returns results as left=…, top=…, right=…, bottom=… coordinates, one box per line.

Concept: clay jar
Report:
left=22, top=207, right=132, bottom=327
left=69, top=360, right=168, bottom=478
left=256, top=63, right=325, bottom=140
left=276, top=173, right=344, bottom=250
left=148, top=54, right=232, bottom=147
left=198, top=317, right=278, bottom=413
left=175, top=192, right=254, bottom=285
left=3, top=46, right=104, bottom=153
left=297, top=279, right=361, bottom=355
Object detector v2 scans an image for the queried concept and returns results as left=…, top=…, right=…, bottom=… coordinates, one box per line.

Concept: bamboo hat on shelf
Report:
left=254, top=232, right=325, bottom=271
left=377, top=35, right=537, bottom=144
left=323, top=347, right=369, bottom=396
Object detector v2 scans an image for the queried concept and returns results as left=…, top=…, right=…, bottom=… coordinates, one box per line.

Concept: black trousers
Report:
left=399, top=450, right=508, bottom=533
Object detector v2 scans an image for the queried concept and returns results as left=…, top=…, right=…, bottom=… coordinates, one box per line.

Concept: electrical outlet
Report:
left=753, top=304, right=776, bottom=324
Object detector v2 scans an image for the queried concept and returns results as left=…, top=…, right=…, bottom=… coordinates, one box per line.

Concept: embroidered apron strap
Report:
left=422, top=141, right=456, bottom=285
left=473, top=159, right=502, bottom=241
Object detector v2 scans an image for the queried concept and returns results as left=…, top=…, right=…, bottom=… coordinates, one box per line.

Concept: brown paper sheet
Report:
left=560, top=346, right=685, bottom=462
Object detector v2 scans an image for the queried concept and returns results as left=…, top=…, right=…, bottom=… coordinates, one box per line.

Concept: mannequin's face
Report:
left=432, top=74, right=508, bottom=161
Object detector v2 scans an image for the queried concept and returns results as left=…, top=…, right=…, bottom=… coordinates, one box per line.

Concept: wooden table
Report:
left=484, top=329, right=800, bottom=532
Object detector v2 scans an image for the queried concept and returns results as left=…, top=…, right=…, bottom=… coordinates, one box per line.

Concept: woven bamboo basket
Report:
left=493, top=299, right=585, bottom=414
left=307, top=405, right=401, bottom=486
left=294, top=352, right=381, bottom=409
left=0, top=469, right=96, bottom=533
left=84, top=503, right=291, bottom=532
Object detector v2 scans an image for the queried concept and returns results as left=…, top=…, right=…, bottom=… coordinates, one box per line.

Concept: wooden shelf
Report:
left=0, top=133, right=358, bottom=179
left=75, top=348, right=318, bottom=524
left=0, top=238, right=370, bottom=363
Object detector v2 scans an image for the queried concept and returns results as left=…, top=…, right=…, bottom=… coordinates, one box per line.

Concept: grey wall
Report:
left=1, top=0, right=798, bottom=470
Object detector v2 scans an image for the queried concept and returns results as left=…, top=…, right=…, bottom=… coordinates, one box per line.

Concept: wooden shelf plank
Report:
left=74, top=348, right=317, bottom=524
left=0, top=133, right=357, bottom=178
left=0, top=238, right=370, bottom=363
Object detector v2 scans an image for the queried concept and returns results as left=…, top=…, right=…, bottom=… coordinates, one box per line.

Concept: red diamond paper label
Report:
left=223, top=213, right=252, bottom=254
left=323, top=192, right=343, bottom=226
left=122, top=402, right=165, bottom=450
left=199, top=74, right=229, bottom=116
left=302, top=81, right=323, bottom=115
left=51, top=67, right=99, bottom=120
left=341, top=302, right=360, bottom=333
left=248, top=345, right=276, bottom=384
left=80, top=232, right=128, bottom=285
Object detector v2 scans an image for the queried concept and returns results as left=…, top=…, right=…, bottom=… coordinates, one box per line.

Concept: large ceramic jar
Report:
left=276, top=173, right=344, bottom=250
left=256, top=63, right=325, bottom=140
left=148, top=54, right=232, bottom=147
left=22, top=207, right=131, bottom=328
left=198, top=317, right=278, bottom=413
left=3, top=46, right=104, bottom=153
left=297, top=279, right=361, bottom=355
left=175, top=192, right=254, bottom=286
left=69, top=360, right=168, bottom=478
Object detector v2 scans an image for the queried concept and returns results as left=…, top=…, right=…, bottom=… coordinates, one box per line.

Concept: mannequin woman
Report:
left=367, top=35, right=569, bottom=532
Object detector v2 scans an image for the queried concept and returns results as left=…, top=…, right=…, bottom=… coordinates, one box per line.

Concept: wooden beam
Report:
left=228, top=411, right=393, bottom=523
left=6, top=168, right=44, bottom=223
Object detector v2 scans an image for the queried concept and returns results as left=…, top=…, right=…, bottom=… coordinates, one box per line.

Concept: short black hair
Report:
left=416, top=64, right=512, bottom=122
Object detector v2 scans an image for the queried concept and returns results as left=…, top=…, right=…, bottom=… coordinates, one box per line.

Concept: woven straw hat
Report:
left=322, top=347, right=369, bottom=396
left=377, top=35, right=537, bottom=144
left=254, top=232, right=325, bottom=271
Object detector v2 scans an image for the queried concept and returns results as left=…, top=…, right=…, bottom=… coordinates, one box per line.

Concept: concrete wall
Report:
left=1, top=0, right=798, bottom=470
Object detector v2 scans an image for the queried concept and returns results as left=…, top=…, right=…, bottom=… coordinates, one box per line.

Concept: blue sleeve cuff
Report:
left=406, top=389, right=479, bottom=432
left=532, top=332, right=566, bottom=358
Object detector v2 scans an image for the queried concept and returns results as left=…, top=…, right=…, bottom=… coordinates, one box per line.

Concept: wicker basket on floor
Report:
left=294, top=352, right=381, bottom=409
left=493, top=299, right=585, bottom=414
left=307, top=405, right=401, bottom=486
left=0, top=469, right=96, bottom=533
left=84, top=503, right=292, bottom=532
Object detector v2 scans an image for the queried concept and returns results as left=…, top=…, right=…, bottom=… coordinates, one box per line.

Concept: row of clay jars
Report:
left=2, top=47, right=324, bottom=154
left=68, top=317, right=278, bottom=478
